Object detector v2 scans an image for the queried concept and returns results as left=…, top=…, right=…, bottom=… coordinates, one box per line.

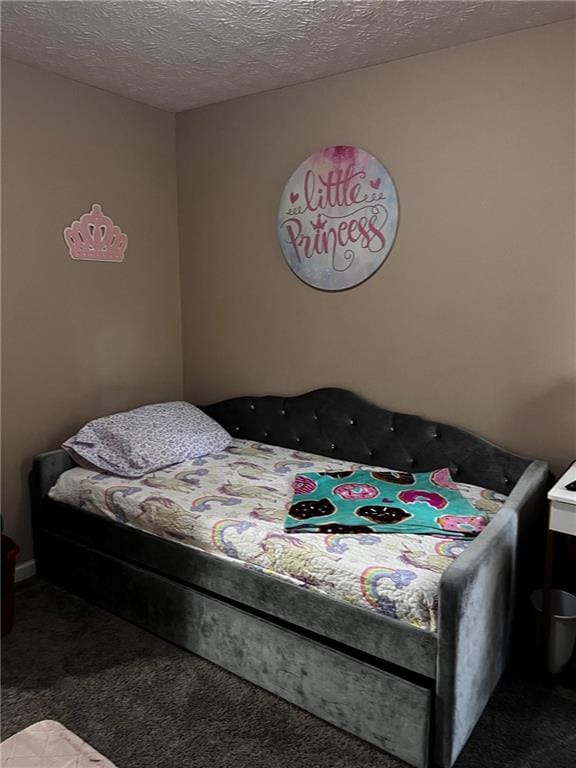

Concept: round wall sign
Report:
left=277, top=145, right=399, bottom=291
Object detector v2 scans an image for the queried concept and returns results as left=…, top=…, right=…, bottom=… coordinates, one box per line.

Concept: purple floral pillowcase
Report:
left=62, top=401, right=231, bottom=478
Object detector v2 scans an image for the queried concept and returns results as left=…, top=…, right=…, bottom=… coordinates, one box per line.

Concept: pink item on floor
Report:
left=1, top=720, right=117, bottom=767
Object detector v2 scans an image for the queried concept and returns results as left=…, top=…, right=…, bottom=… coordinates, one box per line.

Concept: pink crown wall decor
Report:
left=63, top=204, right=128, bottom=262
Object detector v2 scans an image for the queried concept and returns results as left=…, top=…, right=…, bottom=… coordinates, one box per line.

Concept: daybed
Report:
left=30, top=388, right=548, bottom=767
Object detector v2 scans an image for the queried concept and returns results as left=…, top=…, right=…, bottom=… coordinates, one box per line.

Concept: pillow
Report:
left=285, top=468, right=488, bottom=537
left=63, top=402, right=231, bottom=477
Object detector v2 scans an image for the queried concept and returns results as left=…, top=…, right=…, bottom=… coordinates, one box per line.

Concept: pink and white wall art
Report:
left=277, top=146, right=399, bottom=290
left=63, top=203, right=128, bottom=262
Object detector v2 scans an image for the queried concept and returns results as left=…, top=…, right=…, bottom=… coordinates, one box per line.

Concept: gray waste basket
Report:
left=532, top=588, right=576, bottom=674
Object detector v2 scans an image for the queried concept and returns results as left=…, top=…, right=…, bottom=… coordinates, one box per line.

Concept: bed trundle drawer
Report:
left=41, top=533, right=432, bottom=768
left=41, top=499, right=437, bottom=678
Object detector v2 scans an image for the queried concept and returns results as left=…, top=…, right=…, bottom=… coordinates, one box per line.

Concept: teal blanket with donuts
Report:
left=285, top=468, right=488, bottom=537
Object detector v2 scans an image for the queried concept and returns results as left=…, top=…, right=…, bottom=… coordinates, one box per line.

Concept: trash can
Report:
left=531, top=588, right=576, bottom=674
left=1, top=534, right=20, bottom=637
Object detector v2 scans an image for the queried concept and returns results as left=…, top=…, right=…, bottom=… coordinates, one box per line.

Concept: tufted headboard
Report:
left=203, top=387, right=533, bottom=495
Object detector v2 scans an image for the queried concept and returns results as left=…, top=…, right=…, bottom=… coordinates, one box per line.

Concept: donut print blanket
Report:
left=286, top=469, right=487, bottom=536
left=49, top=439, right=507, bottom=632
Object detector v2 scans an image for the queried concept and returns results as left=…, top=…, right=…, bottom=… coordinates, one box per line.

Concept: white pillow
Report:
left=62, top=401, right=231, bottom=477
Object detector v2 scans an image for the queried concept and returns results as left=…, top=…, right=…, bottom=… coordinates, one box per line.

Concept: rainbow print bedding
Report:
left=48, top=439, right=507, bottom=632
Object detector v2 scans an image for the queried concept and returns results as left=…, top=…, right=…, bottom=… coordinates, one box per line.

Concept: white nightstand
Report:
left=541, top=461, right=576, bottom=673
left=548, top=461, right=576, bottom=536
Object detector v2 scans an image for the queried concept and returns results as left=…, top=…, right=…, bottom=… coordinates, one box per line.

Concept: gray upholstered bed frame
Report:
left=30, top=388, right=549, bottom=767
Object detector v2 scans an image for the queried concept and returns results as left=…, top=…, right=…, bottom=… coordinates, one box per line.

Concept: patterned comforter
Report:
left=49, top=439, right=507, bottom=632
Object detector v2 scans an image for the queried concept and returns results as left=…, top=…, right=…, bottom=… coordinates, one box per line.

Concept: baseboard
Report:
left=15, top=559, right=36, bottom=583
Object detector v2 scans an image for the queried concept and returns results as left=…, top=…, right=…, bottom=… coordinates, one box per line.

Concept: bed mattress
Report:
left=48, top=439, right=507, bottom=632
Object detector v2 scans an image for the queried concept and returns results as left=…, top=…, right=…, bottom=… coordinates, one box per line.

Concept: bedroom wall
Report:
left=1, top=59, right=183, bottom=562
left=176, top=20, right=575, bottom=475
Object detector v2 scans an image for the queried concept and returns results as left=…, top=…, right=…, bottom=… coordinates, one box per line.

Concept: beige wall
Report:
left=177, top=21, right=575, bottom=474
left=1, top=60, right=183, bottom=560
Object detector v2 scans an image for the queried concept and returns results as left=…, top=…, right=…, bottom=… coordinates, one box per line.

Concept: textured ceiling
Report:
left=2, top=1, right=574, bottom=112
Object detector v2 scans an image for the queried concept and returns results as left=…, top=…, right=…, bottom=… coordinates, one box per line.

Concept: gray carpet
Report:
left=2, top=581, right=576, bottom=768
